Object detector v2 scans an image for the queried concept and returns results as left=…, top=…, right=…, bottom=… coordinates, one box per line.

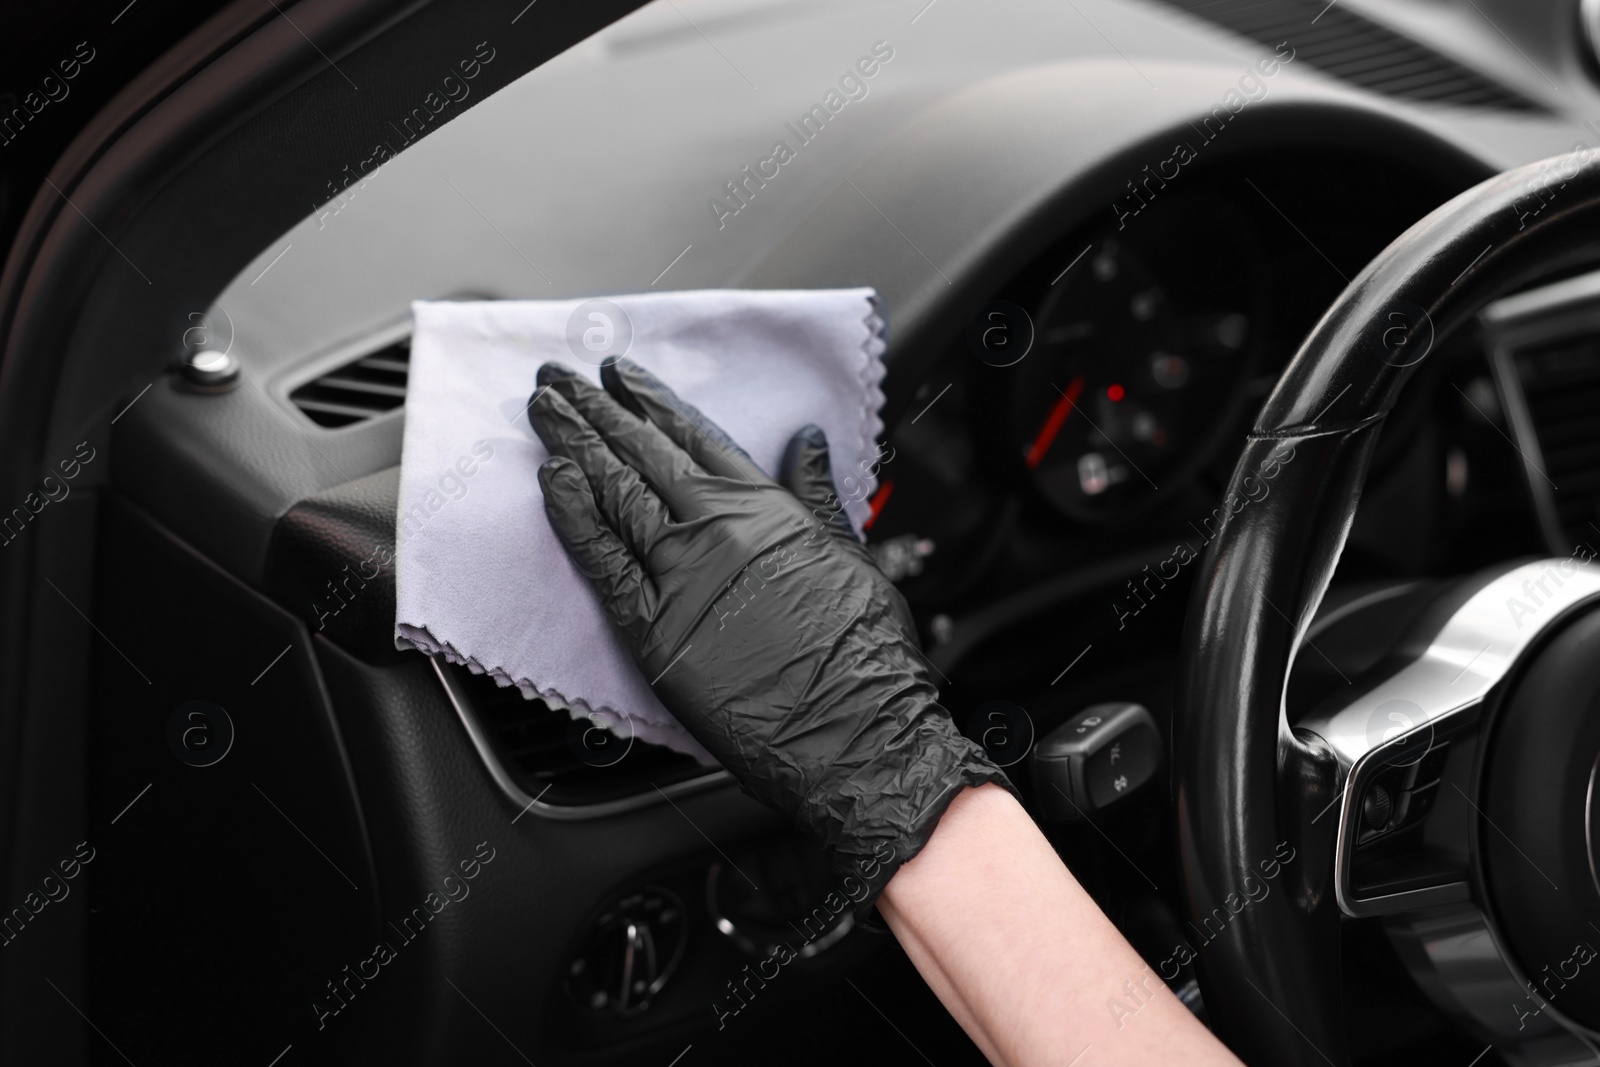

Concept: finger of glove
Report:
left=778, top=425, right=919, bottom=639
left=528, top=379, right=673, bottom=556
left=537, top=364, right=712, bottom=521
left=601, top=358, right=767, bottom=485
left=779, top=423, right=857, bottom=545
left=538, top=457, right=657, bottom=639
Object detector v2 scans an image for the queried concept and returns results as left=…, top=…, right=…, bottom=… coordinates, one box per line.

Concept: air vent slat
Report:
left=291, top=398, right=391, bottom=420
left=356, top=356, right=411, bottom=374
left=315, top=375, right=409, bottom=399
left=289, top=336, right=411, bottom=428
left=1146, top=0, right=1547, bottom=113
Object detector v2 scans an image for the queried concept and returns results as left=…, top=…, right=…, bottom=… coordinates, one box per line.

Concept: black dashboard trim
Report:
left=430, top=656, right=736, bottom=822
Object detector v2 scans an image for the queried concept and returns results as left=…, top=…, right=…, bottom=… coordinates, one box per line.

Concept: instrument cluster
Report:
left=864, top=153, right=1471, bottom=612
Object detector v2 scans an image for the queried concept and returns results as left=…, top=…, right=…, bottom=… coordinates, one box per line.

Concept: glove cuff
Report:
left=795, top=706, right=1025, bottom=914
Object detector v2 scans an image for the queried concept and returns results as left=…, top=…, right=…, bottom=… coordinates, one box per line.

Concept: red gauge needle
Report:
left=863, top=479, right=895, bottom=530
left=1025, top=375, right=1085, bottom=469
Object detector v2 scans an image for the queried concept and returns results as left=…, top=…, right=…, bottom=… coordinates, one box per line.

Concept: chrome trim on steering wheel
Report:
left=1298, top=557, right=1600, bottom=918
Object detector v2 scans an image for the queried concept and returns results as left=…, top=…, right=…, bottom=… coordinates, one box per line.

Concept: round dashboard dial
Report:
left=1010, top=234, right=1252, bottom=520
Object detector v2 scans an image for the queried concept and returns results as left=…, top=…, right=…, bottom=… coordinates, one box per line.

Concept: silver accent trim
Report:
left=1299, top=558, right=1600, bottom=917
left=430, top=657, right=733, bottom=821
left=1387, top=906, right=1600, bottom=1064
left=1586, top=753, right=1600, bottom=901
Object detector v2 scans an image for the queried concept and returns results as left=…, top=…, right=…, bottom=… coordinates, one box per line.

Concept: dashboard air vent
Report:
left=289, top=337, right=410, bottom=428
left=1510, top=337, right=1600, bottom=542
left=1146, top=0, right=1548, bottom=113
left=447, top=665, right=711, bottom=807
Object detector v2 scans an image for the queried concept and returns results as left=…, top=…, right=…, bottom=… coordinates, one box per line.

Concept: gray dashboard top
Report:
left=215, top=0, right=1596, bottom=379
left=107, top=0, right=1600, bottom=583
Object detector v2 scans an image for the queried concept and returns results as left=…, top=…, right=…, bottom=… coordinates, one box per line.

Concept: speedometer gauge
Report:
left=1010, top=232, right=1252, bottom=521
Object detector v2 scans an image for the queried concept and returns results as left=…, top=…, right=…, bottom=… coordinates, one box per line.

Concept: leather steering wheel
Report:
left=1176, top=148, right=1600, bottom=1065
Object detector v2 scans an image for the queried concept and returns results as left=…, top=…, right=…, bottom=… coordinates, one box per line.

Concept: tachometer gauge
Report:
left=1010, top=234, right=1251, bottom=521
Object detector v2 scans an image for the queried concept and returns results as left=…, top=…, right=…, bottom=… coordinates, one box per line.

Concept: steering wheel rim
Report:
left=1174, top=147, right=1600, bottom=1066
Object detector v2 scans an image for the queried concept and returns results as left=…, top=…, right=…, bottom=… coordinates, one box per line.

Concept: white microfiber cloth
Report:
left=394, top=289, right=888, bottom=764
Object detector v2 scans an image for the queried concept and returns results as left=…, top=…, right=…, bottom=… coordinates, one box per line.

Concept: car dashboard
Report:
left=63, top=0, right=1600, bottom=1063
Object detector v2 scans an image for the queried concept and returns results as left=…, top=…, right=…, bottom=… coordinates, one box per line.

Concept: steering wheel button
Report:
left=1361, top=782, right=1394, bottom=834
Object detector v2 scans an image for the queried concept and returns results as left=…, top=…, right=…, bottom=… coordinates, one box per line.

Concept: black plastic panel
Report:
left=86, top=494, right=381, bottom=1064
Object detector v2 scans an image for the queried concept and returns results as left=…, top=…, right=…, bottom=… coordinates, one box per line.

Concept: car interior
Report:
left=6, top=0, right=1600, bottom=1064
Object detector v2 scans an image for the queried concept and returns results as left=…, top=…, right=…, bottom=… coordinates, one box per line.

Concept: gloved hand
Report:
left=528, top=357, right=1020, bottom=897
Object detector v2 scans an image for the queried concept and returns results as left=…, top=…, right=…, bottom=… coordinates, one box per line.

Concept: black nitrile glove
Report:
left=528, top=357, right=1020, bottom=898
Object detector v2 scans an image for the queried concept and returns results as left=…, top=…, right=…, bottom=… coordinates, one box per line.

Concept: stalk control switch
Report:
left=1030, top=702, right=1162, bottom=821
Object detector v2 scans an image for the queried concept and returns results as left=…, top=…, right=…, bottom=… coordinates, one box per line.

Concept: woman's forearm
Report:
left=884, top=907, right=1010, bottom=1066
left=877, top=784, right=1242, bottom=1067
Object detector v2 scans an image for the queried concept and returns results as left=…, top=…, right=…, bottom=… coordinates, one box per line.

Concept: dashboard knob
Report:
left=180, top=349, right=240, bottom=391
left=565, top=887, right=686, bottom=1015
